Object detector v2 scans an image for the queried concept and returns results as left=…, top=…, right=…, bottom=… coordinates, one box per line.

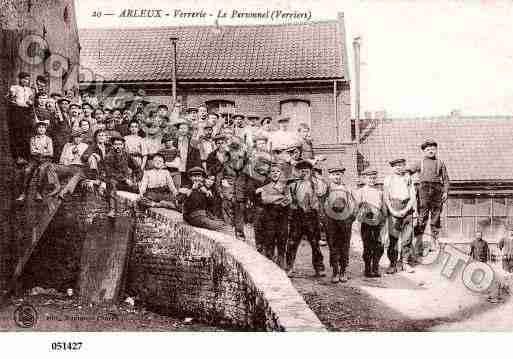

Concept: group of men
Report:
left=7, top=71, right=455, bottom=283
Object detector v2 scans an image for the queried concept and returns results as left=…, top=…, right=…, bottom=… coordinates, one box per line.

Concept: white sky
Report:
left=76, top=0, right=513, bottom=117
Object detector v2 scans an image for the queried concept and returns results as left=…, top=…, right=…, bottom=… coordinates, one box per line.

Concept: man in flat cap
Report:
left=356, top=169, right=388, bottom=278
left=232, top=114, right=246, bottom=139
left=323, top=166, right=357, bottom=283
left=286, top=159, right=327, bottom=277
left=383, top=158, right=417, bottom=274
left=178, top=166, right=226, bottom=231
left=198, top=123, right=215, bottom=171
left=407, top=139, right=450, bottom=251
left=103, top=134, right=142, bottom=217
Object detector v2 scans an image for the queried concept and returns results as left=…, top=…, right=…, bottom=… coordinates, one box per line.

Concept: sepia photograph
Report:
left=1, top=0, right=513, bottom=349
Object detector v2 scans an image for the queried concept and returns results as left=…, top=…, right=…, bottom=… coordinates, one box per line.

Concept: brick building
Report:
left=0, top=0, right=80, bottom=287
left=358, top=115, right=513, bottom=241
left=78, top=13, right=356, bottom=179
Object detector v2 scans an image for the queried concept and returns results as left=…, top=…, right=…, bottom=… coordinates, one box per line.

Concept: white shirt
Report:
left=60, top=142, right=88, bottom=166
left=9, top=85, right=34, bottom=107
left=383, top=173, right=412, bottom=201
left=177, top=136, right=189, bottom=172
left=124, top=135, right=147, bottom=156
left=357, top=185, right=383, bottom=210
left=143, top=135, right=163, bottom=156
left=140, top=169, right=177, bottom=194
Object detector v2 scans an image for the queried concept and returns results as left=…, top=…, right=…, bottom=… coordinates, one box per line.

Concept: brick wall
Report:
left=19, top=188, right=325, bottom=331
left=127, top=206, right=326, bottom=331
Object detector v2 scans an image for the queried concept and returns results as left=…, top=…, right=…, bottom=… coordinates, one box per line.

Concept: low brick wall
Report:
left=126, top=204, right=326, bottom=331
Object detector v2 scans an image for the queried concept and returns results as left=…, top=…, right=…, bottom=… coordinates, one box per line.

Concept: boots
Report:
left=331, top=266, right=340, bottom=283
left=386, top=262, right=397, bottom=274
left=371, top=258, right=381, bottom=278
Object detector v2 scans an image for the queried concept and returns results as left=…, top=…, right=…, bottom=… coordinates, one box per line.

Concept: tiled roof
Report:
left=359, top=116, right=513, bottom=183
left=79, top=21, right=345, bottom=82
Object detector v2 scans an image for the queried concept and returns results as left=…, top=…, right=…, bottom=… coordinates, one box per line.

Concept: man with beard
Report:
left=175, top=118, right=202, bottom=187
left=103, top=134, right=142, bottom=217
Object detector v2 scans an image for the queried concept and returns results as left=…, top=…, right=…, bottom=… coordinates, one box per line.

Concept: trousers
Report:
left=286, top=209, right=324, bottom=272
left=361, top=222, right=384, bottom=274
left=261, top=205, right=288, bottom=267
left=387, top=212, right=414, bottom=265
left=415, top=182, right=444, bottom=237
left=326, top=218, right=353, bottom=275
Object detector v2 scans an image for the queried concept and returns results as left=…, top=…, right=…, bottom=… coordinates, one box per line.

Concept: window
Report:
left=444, top=195, right=513, bottom=240
left=280, top=99, right=311, bottom=133
left=205, top=100, right=235, bottom=115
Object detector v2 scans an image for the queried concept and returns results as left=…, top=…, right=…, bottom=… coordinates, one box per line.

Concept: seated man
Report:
left=178, top=166, right=226, bottom=231
left=50, top=128, right=89, bottom=199
left=103, top=134, right=143, bottom=217
left=139, top=153, right=178, bottom=209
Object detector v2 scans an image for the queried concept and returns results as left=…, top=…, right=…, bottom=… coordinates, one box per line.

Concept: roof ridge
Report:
left=78, top=19, right=337, bottom=32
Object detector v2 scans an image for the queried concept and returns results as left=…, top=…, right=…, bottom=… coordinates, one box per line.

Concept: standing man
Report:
left=286, top=160, right=327, bottom=278
left=198, top=123, right=215, bottom=171
left=257, top=162, right=290, bottom=267
left=324, top=166, right=357, bottom=283
left=408, top=139, right=449, bottom=247
left=383, top=158, right=417, bottom=274
left=232, top=114, right=246, bottom=140
left=499, top=227, right=513, bottom=273
left=51, top=97, right=73, bottom=161
left=6, top=71, right=35, bottom=163
left=356, top=169, right=387, bottom=278
left=469, top=230, right=489, bottom=263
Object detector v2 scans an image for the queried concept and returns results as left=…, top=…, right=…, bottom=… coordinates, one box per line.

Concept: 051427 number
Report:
left=51, top=342, right=83, bottom=351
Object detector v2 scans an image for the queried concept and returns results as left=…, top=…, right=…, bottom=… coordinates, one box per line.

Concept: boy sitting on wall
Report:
left=138, top=153, right=178, bottom=210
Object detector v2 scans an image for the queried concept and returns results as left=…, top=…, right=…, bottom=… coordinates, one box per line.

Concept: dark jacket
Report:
left=103, top=150, right=142, bottom=182
left=173, top=136, right=202, bottom=172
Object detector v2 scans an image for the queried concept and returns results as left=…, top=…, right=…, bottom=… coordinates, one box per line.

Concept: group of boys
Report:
left=7, top=72, right=454, bottom=284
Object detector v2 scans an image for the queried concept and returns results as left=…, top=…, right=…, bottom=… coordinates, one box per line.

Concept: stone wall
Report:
left=21, top=189, right=325, bottom=331
left=126, top=203, right=326, bottom=331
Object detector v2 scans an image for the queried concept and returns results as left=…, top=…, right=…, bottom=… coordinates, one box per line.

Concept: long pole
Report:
left=170, top=37, right=178, bottom=104
left=353, top=37, right=361, bottom=172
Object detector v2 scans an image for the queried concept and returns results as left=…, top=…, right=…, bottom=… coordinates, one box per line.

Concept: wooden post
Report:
left=170, top=37, right=178, bottom=105
left=353, top=37, right=361, bottom=173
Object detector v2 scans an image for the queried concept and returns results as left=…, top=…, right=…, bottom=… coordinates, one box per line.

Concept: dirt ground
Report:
left=0, top=294, right=223, bottom=331
left=289, top=235, right=512, bottom=331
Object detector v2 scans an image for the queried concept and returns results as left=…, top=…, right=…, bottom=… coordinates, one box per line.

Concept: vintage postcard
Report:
left=0, top=0, right=512, bottom=352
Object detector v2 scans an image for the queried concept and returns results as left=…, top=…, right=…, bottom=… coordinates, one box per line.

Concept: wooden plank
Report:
left=78, top=214, right=134, bottom=304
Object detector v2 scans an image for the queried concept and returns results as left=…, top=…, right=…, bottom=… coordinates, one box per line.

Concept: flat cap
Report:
left=328, top=167, right=346, bottom=174
left=110, top=133, right=125, bottom=143
left=187, top=166, right=206, bottom=177
left=421, top=139, right=438, bottom=150
left=71, top=128, right=85, bottom=138
left=295, top=159, right=313, bottom=170
left=213, top=134, right=227, bottom=142
left=361, top=169, right=378, bottom=176
left=18, top=71, right=30, bottom=79
left=389, top=158, right=406, bottom=166
left=261, top=116, right=272, bottom=124
left=277, top=117, right=290, bottom=123
left=231, top=114, right=245, bottom=120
